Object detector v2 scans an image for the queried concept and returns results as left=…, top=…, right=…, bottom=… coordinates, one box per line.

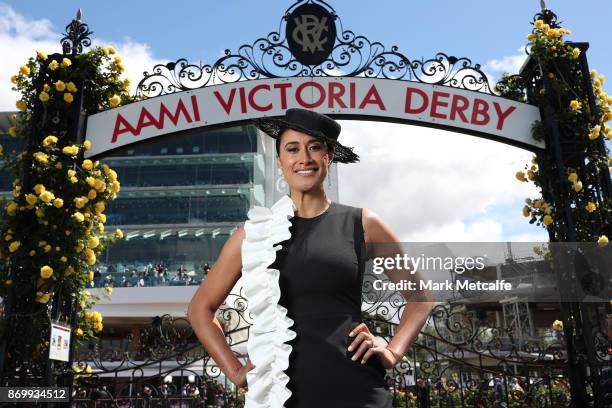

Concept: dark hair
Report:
left=275, top=137, right=334, bottom=158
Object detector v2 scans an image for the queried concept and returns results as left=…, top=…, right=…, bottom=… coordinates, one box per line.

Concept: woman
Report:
left=187, top=108, right=433, bottom=407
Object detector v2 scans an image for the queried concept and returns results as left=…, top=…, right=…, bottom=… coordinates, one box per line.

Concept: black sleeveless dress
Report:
left=270, top=201, right=393, bottom=408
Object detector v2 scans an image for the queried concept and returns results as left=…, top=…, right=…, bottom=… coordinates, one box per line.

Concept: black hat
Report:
left=252, top=108, right=359, bottom=163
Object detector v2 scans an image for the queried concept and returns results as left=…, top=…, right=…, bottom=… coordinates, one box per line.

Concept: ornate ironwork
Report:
left=61, top=9, right=93, bottom=55
left=136, top=0, right=493, bottom=97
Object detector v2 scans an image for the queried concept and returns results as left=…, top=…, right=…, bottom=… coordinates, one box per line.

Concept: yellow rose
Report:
left=39, top=190, right=55, bottom=203
left=85, top=365, right=93, bottom=374
left=48, top=60, right=59, bottom=71
left=52, top=198, right=63, bottom=208
left=572, top=48, right=581, bottom=59
left=70, top=176, right=78, bottom=184
left=110, top=180, right=121, bottom=193
left=83, top=140, right=92, bottom=150
left=527, top=33, right=537, bottom=41
left=589, top=125, right=601, bottom=140
left=87, top=189, right=97, bottom=200
left=44, top=244, right=52, bottom=253
left=569, top=100, right=582, bottom=110
left=72, top=212, right=85, bottom=222
left=74, top=197, right=88, bottom=209
left=36, top=50, right=47, bottom=60
left=515, top=171, right=527, bottom=182
left=76, top=328, right=84, bottom=336
left=107, top=169, right=118, bottom=182
left=62, top=145, right=79, bottom=156
left=25, top=193, right=37, bottom=205
left=114, top=56, right=122, bottom=64
left=552, top=319, right=563, bottom=332
left=42, top=135, right=58, bottom=146
left=66, top=82, right=77, bottom=93
left=33, top=152, right=48, bottom=163
left=8, top=126, right=17, bottom=137
left=599, top=75, right=606, bottom=85
left=99, top=213, right=107, bottom=223
left=542, top=215, right=553, bottom=225
left=29, top=250, right=36, bottom=256
left=6, top=202, right=18, bottom=216
left=36, top=293, right=51, bottom=303
left=598, top=235, right=609, bottom=247
left=108, top=94, right=121, bottom=108
left=522, top=206, right=530, bottom=217
left=97, top=223, right=104, bottom=233
left=54, top=80, right=66, bottom=91
left=38, top=91, right=49, bottom=102
left=567, top=172, right=578, bottom=183
left=60, top=256, right=67, bottom=263
left=16, top=100, right=27, bottom=111
left=94, top=179, right=106, bottom=192
left=573, top=181, right=583, bottom=192
left=8, top=241, right=21, bottom=252
left=105, top=286, right=113, bottom=294
left=35, top=208, right=45, bottom=218
left=108, top=46, right=116, bottom=54
left=585, top=202, right=597, bottom=213
left=64, top=93, right=74, bottom=103
left=19, top=65, right=30, bottom=76
left=10, top=74, right=17, bottom=84
left=61, top=58, right=72, bottom=68
left=82, top=159, right=93, bottom=170
left=95, top=202, right=105, bottom=214
left=534, top=20, right=544, bottom=29
left=88, top=236, right=100, bottom=248
left=40, top=265, right=53, bottom=279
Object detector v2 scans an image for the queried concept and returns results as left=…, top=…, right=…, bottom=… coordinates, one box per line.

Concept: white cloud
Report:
left=337, top=120, right=542, bottom=242
left=0, top=4, right=166, bottom=110
left=483, top=46, right=529, bottom=86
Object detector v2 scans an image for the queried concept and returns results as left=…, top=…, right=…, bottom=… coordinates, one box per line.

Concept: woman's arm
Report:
left=360, top=208, right=434, bottom=364
left=186, top=224, right=254, bottom=388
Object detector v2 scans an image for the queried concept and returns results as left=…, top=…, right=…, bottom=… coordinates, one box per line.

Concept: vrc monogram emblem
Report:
left=292, top=14, right=329, bottom=53
left=287, top=3, right=336, bottom=66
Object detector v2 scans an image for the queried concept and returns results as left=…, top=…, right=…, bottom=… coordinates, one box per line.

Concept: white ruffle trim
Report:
left=241, top=195, right=296, bottom=408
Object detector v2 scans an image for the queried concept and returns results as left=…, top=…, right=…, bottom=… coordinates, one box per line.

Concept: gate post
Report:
left=514, top=6, right=611, bottom=407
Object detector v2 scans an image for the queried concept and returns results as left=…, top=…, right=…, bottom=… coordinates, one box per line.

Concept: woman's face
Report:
left=277, top=129, right=333, bottom=193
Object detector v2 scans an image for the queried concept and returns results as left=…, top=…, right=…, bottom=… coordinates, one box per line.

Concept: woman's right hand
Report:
left=231, top=360, right=256, bottom=390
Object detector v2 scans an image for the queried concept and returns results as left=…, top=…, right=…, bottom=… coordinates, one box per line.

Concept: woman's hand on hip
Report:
left=231, top=360, right=256, bottom=390
left=348, top=323, right=401, bottom=369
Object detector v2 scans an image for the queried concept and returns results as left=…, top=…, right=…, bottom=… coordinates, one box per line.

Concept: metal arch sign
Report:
left=84, top=77, right=543, bottom=158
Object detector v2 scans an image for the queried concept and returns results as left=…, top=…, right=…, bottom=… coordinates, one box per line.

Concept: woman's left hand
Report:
left=347, top=323, right=401, bottom=369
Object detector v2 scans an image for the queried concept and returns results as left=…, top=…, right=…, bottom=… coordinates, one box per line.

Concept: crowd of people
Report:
left=89, top=262, right=213, bottom=288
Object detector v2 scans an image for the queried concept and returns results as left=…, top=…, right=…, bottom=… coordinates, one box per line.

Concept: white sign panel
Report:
left=85, top=77, right=543, bottom=158
left=49, top=322, right=71, bottom=362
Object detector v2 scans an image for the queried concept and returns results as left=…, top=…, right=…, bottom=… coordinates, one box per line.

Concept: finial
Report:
left=540, top=0, right=546, bottom=11
left=76, top=9, right=82, bottom=21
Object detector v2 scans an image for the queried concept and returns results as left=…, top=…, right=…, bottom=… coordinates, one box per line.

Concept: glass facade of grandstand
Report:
left=0, top=113, right=339, bottom=289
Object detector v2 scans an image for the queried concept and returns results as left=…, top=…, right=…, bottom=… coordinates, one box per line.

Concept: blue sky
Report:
left=1, top=1, right=610, bottom=243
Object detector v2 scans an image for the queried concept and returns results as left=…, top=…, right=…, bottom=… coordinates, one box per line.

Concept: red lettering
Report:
left=296, top=81, right=325, bottom=108
left=328, top=82, right=347, bottom=108
left=158, top=99, right=192, bottom=128
left=493, top=102, right=516, bottom=130
left=248, top=84, right=272, bottom=112
left=137, top=107, right=160, bottom=131
left=359, top=85, right=386, bottom=110
left=405, top=88, right=429, bottom=114
left=239, top=87, right=247, bottom=114
left=214, top=88, right=236, bottom=114
left=349, top=83, right=356, bottom=109
left=470, top=99, right=490, bottom=126
left=191, top=95, right=201, bottom=122
left=430, top=91, right=449, bottom=119
left=450, top=95, right=470, bottom=123
left=111, top=113, right=138, bottom=143
left=274, top=83, right=292, bottom=109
